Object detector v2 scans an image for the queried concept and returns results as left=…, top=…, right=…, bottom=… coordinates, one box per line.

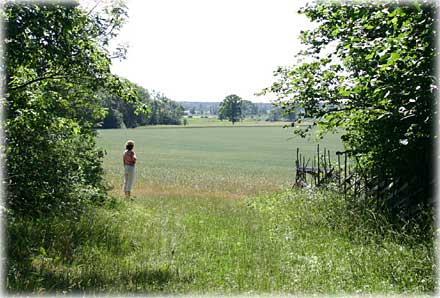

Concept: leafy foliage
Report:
left=179, top=101, right=275, bottom=119
left=3, top=1, right=138, bottom=215
left=240, top=100, right=258, bottom=117
left=264, top=0, right=437, bottom=220
left=100, top=83, right=184, bottom=128
left=218, top=94, right=243, bottom=124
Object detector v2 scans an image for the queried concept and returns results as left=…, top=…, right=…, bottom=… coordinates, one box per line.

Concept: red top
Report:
left=123, top=150, right=137, bottom=166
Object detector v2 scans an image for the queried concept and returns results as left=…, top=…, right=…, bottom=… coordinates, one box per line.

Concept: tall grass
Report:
left=6, top=188, right=436, bottom=294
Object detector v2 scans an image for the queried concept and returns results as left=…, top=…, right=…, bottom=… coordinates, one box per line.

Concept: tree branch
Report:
left=8, top=73, right=66, bottom=91
left=86, top=0, right=104, bottom=16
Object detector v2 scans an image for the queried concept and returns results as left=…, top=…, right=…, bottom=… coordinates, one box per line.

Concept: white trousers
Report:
left=123, top=165, right=136, bottom=192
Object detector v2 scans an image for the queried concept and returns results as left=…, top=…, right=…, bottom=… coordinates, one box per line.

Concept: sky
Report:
left=108, top=0, right=312, bottom=102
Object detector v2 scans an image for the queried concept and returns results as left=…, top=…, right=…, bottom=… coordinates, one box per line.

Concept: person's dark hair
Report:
left=125, top=140, right=135, bottom=150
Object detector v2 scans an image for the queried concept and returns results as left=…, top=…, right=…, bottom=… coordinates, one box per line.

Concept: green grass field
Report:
left=7, top=125, right=435, bottom=294
left=97, top=125, right=343, bottom=199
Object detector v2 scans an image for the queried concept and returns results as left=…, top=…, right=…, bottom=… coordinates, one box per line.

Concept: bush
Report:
left=4, top=2, right=134, bottom=217
left=6, top=106, right=107, bottom=216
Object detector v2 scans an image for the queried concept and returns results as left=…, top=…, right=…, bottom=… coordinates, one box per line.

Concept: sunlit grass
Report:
left=97, top=126, right=343, bottom=199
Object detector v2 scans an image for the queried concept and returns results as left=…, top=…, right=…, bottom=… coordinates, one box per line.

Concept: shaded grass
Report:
left=6, top=189, right=436, bottom=294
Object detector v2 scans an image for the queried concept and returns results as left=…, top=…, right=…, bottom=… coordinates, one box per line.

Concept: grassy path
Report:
left=7, top=190, right=435, bottom=294
left=16, top=190, right=427, bottom=294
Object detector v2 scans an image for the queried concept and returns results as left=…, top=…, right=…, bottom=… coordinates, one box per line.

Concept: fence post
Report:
left=337, top=152, right=341, bottom=188
left=327, top=149, right=331, bottom=172
left=303, top=155, right=306, bottom=184
left=312, top=157, right=316, bottom=186
left=344, top=152, right=347, bottom=199
left=295, top=148, right=299, bottom=185
left=317, top=144, right=320, bottom=185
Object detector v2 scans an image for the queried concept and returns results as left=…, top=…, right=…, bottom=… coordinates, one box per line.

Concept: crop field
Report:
left=96, top=125, right=344, bottom=200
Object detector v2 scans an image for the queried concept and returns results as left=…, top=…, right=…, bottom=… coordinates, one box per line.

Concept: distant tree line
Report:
left=180, top=100, right=296, bottom=121
left=217, top=94, right=297, bottom=124
left=100, top=83, right=184, bottom=128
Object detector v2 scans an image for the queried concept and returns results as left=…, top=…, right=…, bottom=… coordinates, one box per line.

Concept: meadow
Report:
left=7, top=124, right=435, bottom=295
left=97, top=124, right=343, bottom=199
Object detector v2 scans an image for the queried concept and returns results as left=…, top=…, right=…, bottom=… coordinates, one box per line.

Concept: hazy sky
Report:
left=109, top=0, right=312, bottom=102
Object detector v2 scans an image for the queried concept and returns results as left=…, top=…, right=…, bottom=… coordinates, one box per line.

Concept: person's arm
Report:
left=132, top=151, right=137, bottom=164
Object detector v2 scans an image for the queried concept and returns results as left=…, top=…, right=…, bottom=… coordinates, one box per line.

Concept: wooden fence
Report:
left=294, top=144, right=348, bottom=191
left=293, top=145, right=433, bottom=213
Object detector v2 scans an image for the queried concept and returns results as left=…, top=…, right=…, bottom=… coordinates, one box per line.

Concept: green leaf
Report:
left=365, top=51, right=375, bottom=60
left=39, top=247, right=47, bottom=257
left=389, top=7, right=405, bottom=17
left=72, top=126, right=80, bottom=135
left=387, top=52, right=401, bottom=64
left=338, top=87, right=351, bottom=97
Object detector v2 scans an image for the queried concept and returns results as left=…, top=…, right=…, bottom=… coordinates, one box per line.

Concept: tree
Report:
left=102, top=107, right=124, bottom=128
left=147, top=92, right=184, bottom=125
left=99, top=82, right=184, bottom=128
left=267, top=107, right=283, bottom=122
left=218, top=94, right=243, bottom=124
left=264, top=0, right=437, bottom=221
left=3, top=1, right=141, bottom=215
left=241, top=100, right=258, bottom=118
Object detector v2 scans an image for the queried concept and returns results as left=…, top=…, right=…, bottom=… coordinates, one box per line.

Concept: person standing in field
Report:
left=123, top=140, right=137, bottom=199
